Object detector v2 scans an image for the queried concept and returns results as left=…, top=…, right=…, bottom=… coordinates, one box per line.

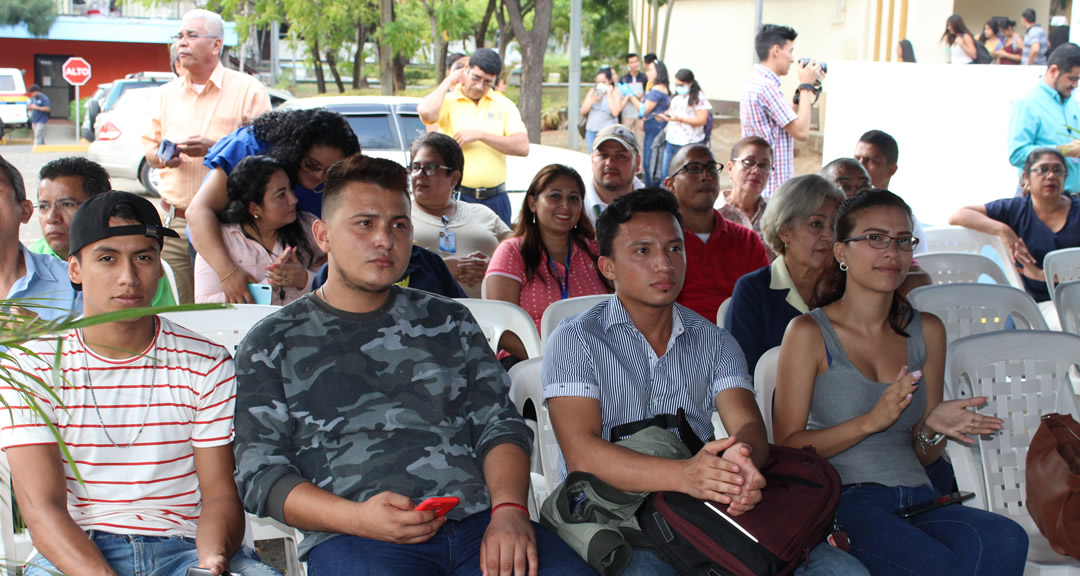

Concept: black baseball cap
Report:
left=68, top=191, right=179, bottom=291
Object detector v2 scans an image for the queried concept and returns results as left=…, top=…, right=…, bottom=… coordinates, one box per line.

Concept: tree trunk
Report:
left=475, top=0, right=496, bottom=47
left=378, top=0, right=394, bottom=95
left=494, top=5, right=515, bottom=65
left=353, top=22, right=369, bottom=89
left=660, top=0, right=676, bottom=60
left=649, top=0, right=659, bottom=53
left=311, top=37, right=326, bottom=94
left=326, top=48, right=345, bottom=93
left=628, top=0, right=641, bottom=56
left=423, top=0, right=447, bottom=83
left=505, top=0, right=552, bottom=143
left=393, top=53, right=408, bottom=92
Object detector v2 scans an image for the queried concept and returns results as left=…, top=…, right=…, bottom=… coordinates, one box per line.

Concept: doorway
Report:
left=34, top=54, right=74, bottom=120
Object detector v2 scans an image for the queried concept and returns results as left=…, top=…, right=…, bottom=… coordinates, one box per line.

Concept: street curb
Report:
left=33, top=144, right=90, bottom=153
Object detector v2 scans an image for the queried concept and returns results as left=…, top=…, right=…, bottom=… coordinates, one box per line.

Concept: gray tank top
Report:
left=806, top=308, right=930, bottom=488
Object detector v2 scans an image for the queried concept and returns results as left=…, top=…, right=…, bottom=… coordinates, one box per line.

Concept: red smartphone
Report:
left=415, top=496, right=460, bottom=517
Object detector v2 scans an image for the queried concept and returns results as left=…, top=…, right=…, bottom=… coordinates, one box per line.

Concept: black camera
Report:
left=798, top=58, right=827, bottom=73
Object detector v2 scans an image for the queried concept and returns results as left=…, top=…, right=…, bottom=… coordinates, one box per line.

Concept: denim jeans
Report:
left=23, top=531, right=281, bottom=576
left=837, top=483, right=1028, bottom=576
left=306, top=510, right=596, bottom=575
left=642, top=127, right=660, bottom=186
left=661, top=142, right=684, bottom=183
left=585, top=129, right=599, bottom=153
left=459, top=191, right=512, bottom=226
left=622, top=542, right=868, bottom=576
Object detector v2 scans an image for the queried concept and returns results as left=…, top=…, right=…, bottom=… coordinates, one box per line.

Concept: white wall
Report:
left=821, top=60, right=1044, bottom=227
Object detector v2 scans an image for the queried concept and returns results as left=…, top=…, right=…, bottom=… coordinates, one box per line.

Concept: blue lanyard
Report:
left=547, top=248, right=573, bottom=300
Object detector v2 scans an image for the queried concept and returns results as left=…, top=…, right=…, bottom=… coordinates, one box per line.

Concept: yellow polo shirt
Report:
left=432, top=86, right=527, bottom=188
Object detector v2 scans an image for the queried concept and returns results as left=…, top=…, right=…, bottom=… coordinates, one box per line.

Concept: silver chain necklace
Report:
left=82, top=320, right=158, bottom=448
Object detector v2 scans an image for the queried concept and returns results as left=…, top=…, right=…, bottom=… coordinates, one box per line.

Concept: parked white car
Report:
left=0, top=68, right=29, bottom=140
left=87, top=86, right=162, bottom=195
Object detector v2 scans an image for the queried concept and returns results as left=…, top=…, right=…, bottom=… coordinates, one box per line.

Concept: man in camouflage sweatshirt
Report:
left=232, top=155, right=594, bottom=576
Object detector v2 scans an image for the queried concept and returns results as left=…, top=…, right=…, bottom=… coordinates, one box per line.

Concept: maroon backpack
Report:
left=639, top=444, right=844, bottom=576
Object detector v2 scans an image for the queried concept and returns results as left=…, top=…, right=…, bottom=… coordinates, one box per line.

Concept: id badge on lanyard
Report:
left=439, top=215, right=457, bottom=254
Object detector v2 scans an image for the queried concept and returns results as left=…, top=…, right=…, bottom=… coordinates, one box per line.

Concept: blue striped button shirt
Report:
left=542, top=295, right=754, bottom=477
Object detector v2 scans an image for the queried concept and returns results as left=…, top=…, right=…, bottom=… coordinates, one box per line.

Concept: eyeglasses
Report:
left=842, top=233, right=920, bottom=252
left=171, top=32, right=219, bottom=42
left=468, top=73, right=495, bottom=89
left=673, top=162, right=722, bottom=177
left=302, top=158, right=329, bottom=177
left=409, top=162, right=453, bottom=177
left=35, top=200, right=82, bottom=216
left=1030, top=165, right=1066, bottom=176
left=732, top=157, right=773, bottom=173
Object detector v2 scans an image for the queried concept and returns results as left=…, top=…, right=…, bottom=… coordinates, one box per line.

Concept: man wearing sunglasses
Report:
left=418, top=48, right=529, bottom=226
left=143, top=8, right=270, bottom=303
left=664, top=145, right=770, bottom=321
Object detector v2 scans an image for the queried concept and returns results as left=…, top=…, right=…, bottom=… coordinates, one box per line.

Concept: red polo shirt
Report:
left=678, top=210, right=770, bottom=322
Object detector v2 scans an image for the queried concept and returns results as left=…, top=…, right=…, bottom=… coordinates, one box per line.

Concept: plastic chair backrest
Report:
left=1056, top=281, right=1080, bottom=335
left=944, top=331, right=1080, bottom=561
left=753, top=346, right=781, bottom=443
left=0, top=452, right=14, bottom=571
left=915, top=252, right=1010, bottom=286
left=540, top=295, right=609, bottom=344
left=508, top=357, right=563, bottom=494
left=907, top=284, right=1047, bottom=347
left=716, top=297, right=732, bottom=328
left=456, top=299, right=543, bottom=358
left=1043, top=247, right=1080, bottom=304
left=160, top=259, right=180, bottom=304
left=921, top=226, right=1025, bottom=290
left=160, top=305, right=280, bottom=354
left=247, top=515, right=305, bottom=575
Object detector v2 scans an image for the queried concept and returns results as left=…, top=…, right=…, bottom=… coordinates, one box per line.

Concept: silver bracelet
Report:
left=917, top=423, right=946, bottom=455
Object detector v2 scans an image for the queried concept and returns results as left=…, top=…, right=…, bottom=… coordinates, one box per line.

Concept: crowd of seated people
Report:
left=7, top=21, right=1080, bottom=576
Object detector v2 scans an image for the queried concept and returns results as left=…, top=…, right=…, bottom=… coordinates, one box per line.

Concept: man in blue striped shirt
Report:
left=542, top=188, right=869, bottom=575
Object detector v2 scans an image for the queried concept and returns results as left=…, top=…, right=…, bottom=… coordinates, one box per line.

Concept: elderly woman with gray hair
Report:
left=724, top=174, right=844, bottom=373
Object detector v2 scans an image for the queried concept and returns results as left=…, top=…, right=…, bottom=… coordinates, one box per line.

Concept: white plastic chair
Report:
left=915, top=252, right=1010, bottom=286
left=907, top=284, right=1047, bottom=347
left=455, top=299, right=543, bottom=359
left=508, top=357, right=563, bottom=504
left=160, top=260, right=180, bottom=305
left=1056, top=281, right=1080, bottom=336
left=539, top=295, right=609, bottom=344
left=0, top=451, right=14, bottom=574
left=160, top=304, right=280, bottom=355
left=715, top=297, right=732, bottom=328
left=921, top=226, right=1025, bottom=290
left=1044, top=247, right=1080, bottom=305
left=247, top=516, right=305, bottom=576
left=944, top=331, right=1080, bottom=571
left=753, top=346, right=782, bottom=443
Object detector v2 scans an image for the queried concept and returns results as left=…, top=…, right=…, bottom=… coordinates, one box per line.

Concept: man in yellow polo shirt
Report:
left=418, top=48, right=529, bottom=225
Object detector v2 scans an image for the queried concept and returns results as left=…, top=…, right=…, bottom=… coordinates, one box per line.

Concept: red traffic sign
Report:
left=62, top=57, right=92, bottom=86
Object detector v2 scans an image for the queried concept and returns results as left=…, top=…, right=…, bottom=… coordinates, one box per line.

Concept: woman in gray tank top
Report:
left=773, top=190, right=1029, bottom=575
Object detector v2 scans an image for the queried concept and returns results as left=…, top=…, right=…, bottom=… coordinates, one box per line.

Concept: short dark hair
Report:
left=1048, top=42, right=1080, bottom=72
left=596, top=187, right=683, bottom=258
left=731, top=136, right=772, bottom=159
left=469, top=48, right=502, bottom=78
left=1022, top=8, right=1036, bottom=23
left=858, top=129, right=899, bottom=165
left=28, top=84, right=41, bottom=93
left=756, top=24, right=798, bottom=62
left=39, top=157, right=111, bottom=198
left=409, top=132, right=465, bottom=182
left=0, top=154, right=27, bottom=203
left=643, top=53, right=657, bottom=65
left=820, top=157, right=869, bottom=182
left=625, top=53, right=639, bottom=62
left=1023, top=147, right=1067, bottom=176
left=322, top=155, right=410, bottom=220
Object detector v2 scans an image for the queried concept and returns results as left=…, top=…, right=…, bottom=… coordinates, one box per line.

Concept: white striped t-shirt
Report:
left=0, top=317, right=236, bottom=538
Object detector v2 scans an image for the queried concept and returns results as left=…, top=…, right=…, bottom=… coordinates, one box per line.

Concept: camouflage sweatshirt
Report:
left=233, top=287, right=532, bottom=557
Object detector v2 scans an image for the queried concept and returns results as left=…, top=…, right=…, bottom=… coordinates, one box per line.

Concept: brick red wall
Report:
left=0, top=38, right=172, bottom=95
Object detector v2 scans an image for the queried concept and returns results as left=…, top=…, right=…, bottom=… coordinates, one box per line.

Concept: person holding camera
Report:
left=580, top=67, right=626, bottom=152
left=740, top=24, right=824, bottom=198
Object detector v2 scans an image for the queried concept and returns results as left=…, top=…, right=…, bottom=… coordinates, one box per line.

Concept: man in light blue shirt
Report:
left=1007, top=43, right=1080, bottom=194
left=0, top=156, right=80, bottom=321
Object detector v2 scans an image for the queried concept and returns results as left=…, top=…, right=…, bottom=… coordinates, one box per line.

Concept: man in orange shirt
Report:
left=144, top=8, right=270, bottom=303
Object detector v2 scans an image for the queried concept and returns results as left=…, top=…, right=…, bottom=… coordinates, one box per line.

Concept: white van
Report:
left=0, top=68, right=29, bottom=139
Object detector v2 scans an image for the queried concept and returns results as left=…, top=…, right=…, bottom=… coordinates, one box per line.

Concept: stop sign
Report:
left=62, top=57, right=92, bottom=86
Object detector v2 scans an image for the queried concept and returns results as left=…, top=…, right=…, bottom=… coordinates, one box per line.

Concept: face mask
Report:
left=675, top=85, right=690, bottom=96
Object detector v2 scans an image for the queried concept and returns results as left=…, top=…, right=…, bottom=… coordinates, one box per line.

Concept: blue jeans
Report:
left=585, top=129, right=599, bottom=153
left=23, top=531, right=280, bottom=576
left=623, top=542, right=868, bottom=576
left=306, top=510, right=595, bottom=575
left=661, top=142, right=684, bottom=183
left=837, top=483, right=1028, bottom=576
left=459, top=191, right=512, bottom=226
left=642, top=128, right=660, bottom=186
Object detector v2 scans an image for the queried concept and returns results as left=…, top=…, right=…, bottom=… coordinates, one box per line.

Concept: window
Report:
left=0, top=76, right=15, bottom=91
left=346, top=114, right=396, bottom=149
left=399, top=113, right=426, bottom=152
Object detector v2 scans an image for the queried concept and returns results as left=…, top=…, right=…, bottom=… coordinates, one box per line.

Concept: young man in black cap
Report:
left=0, top=191, right=279, bottom=576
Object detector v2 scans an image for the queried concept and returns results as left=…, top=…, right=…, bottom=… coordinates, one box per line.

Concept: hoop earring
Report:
left=839, top=262, right=849, bottom=272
